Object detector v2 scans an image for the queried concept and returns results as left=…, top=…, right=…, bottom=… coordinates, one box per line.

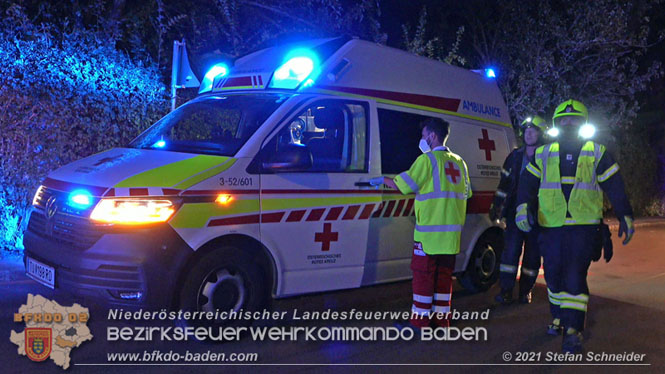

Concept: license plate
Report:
left=26, top=257, right=55, bottom=289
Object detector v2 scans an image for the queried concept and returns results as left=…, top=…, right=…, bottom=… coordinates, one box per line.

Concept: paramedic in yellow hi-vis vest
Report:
left=377, top=118, right=472, bottom=329
left=516, top=99, right=635, bottom=353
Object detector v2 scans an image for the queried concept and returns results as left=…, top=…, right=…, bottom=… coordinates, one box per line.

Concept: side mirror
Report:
left=262, top=143, right=313, bottom=172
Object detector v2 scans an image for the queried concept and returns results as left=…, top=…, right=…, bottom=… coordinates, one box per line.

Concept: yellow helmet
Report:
left=519, top=115, right=548, bottom=134
left=552, top=99, right=588, bottom=123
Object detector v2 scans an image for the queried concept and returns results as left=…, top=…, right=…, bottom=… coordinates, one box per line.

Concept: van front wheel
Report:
left=178, top=247, right=269, bottom=324
left=458, top=234, right=502, bottom=293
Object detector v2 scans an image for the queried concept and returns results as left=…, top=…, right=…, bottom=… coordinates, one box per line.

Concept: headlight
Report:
left=90, top=199, right=177, bottom=224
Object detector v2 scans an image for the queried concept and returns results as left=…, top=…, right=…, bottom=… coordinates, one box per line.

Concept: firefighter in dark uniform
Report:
left=490, top=116, right=548, bottom=305
left=516, top=99, right=635, bottom=353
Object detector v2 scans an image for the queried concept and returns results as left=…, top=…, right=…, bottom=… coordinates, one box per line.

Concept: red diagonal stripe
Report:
left=307, top=208, right=325, bottom=221
left=359, top=204, right=375, bottom=219
left=286, top=210, right=306, bottom=222
left=104, top=188, right=115, bottom=197
left=325, top=207, right=344, bottom=221
left=372, top=202, right=385, bottom=218
left=393, top=199, right=406, bottom=217
left=403, top=199, right=414, bottom=217
left=261, top=212, right=284, bottom=223
left=343, top=205, right=360, bottom=220
left=383, top=200, right=396, bottom=217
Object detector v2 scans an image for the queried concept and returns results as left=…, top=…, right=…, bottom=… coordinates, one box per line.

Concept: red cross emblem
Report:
left=477, top=129, right=496, bottom=161
left=445, top=161, right=461, bottom=184
left=315, top=223, right=338, bottom=251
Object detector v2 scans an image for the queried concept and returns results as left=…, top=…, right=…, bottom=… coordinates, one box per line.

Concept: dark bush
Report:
left=0, top=5, right=168, bottom=251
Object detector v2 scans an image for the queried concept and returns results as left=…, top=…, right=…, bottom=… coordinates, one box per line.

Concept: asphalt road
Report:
left=1, top=224, right=664, bottom=373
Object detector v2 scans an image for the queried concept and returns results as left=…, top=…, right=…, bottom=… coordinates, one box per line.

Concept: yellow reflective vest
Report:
left=394, top=148, right=472, bottom=255
left=531, top=141, right=605, bottom=227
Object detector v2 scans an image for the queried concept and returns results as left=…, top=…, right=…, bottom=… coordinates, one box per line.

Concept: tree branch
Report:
left=241, top=1, right=319, bottom=29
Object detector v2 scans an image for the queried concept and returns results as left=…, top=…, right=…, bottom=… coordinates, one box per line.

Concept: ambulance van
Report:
left=24, top=37, right=515, bottom=312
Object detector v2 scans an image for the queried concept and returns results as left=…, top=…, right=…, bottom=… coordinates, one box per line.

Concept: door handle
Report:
left=355, top=182, right=373, bottom=187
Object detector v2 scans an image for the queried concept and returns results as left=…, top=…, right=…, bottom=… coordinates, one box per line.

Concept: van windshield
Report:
left=130, top=94, right=288, bottom=156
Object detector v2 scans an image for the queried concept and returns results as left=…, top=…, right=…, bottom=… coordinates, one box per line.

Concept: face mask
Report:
left=419, top=138, right=431, bottom=153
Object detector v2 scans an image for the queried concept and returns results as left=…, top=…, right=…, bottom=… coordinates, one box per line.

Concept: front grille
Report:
left=62, top=264, right=143, bottom=289
left=28, top=187, right=103, bottom=249
left=33, top=185, right=54, bottom=208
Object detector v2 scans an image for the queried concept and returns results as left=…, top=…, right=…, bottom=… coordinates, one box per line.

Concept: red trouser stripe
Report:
left=410, top=242, right=456, bottom=328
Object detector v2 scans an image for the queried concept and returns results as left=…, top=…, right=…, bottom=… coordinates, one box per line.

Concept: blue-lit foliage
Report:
left=0, top=4, right=168, bottom=252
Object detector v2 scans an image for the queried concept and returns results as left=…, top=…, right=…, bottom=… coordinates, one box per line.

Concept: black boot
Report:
left=562, top=329, right=584, bottom=353
left=518, top=291, right=532, bottom=304
left=494, top=290, right=513, bottom=305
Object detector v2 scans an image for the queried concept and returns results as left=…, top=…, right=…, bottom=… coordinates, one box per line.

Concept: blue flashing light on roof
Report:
left=68, top=189, right=93, bottom=209
left=152, top=140, right=166, bottom=148
left=269, top=49, right=320, bottom=89
left=302, top=78, right=315, bottom=88
left=199, top=63, right=229, bottom=93
left=485, top=68, right=496, bottom=79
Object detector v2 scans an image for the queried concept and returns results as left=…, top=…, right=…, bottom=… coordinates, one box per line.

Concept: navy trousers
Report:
left=499, top=222, right=541, bottom=295
left=538, top=225, right=597, bottom=331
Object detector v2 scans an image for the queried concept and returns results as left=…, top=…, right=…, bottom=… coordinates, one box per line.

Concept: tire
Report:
left=178, top=246, right=270, bottom=326
left=458, top=233, right=503, bottom=293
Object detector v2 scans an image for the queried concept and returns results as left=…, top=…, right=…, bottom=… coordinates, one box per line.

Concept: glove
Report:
left=602, top=223, right=614, bottom=263
left=592, top=225, right=603, bottom=262
left=369, top=176, right=385, bottom=186
left=618, top=216, right=635, bottom=245
left=489, top=196, right=503, bottom=221
left=515, top=203, right=532, bottom=232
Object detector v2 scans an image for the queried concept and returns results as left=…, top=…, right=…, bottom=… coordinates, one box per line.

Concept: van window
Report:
left=130, top=94, right=287, bottom=156
left=378, top=108, right=438, bottom=174
left=263, top=100, right=368, bottom=172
